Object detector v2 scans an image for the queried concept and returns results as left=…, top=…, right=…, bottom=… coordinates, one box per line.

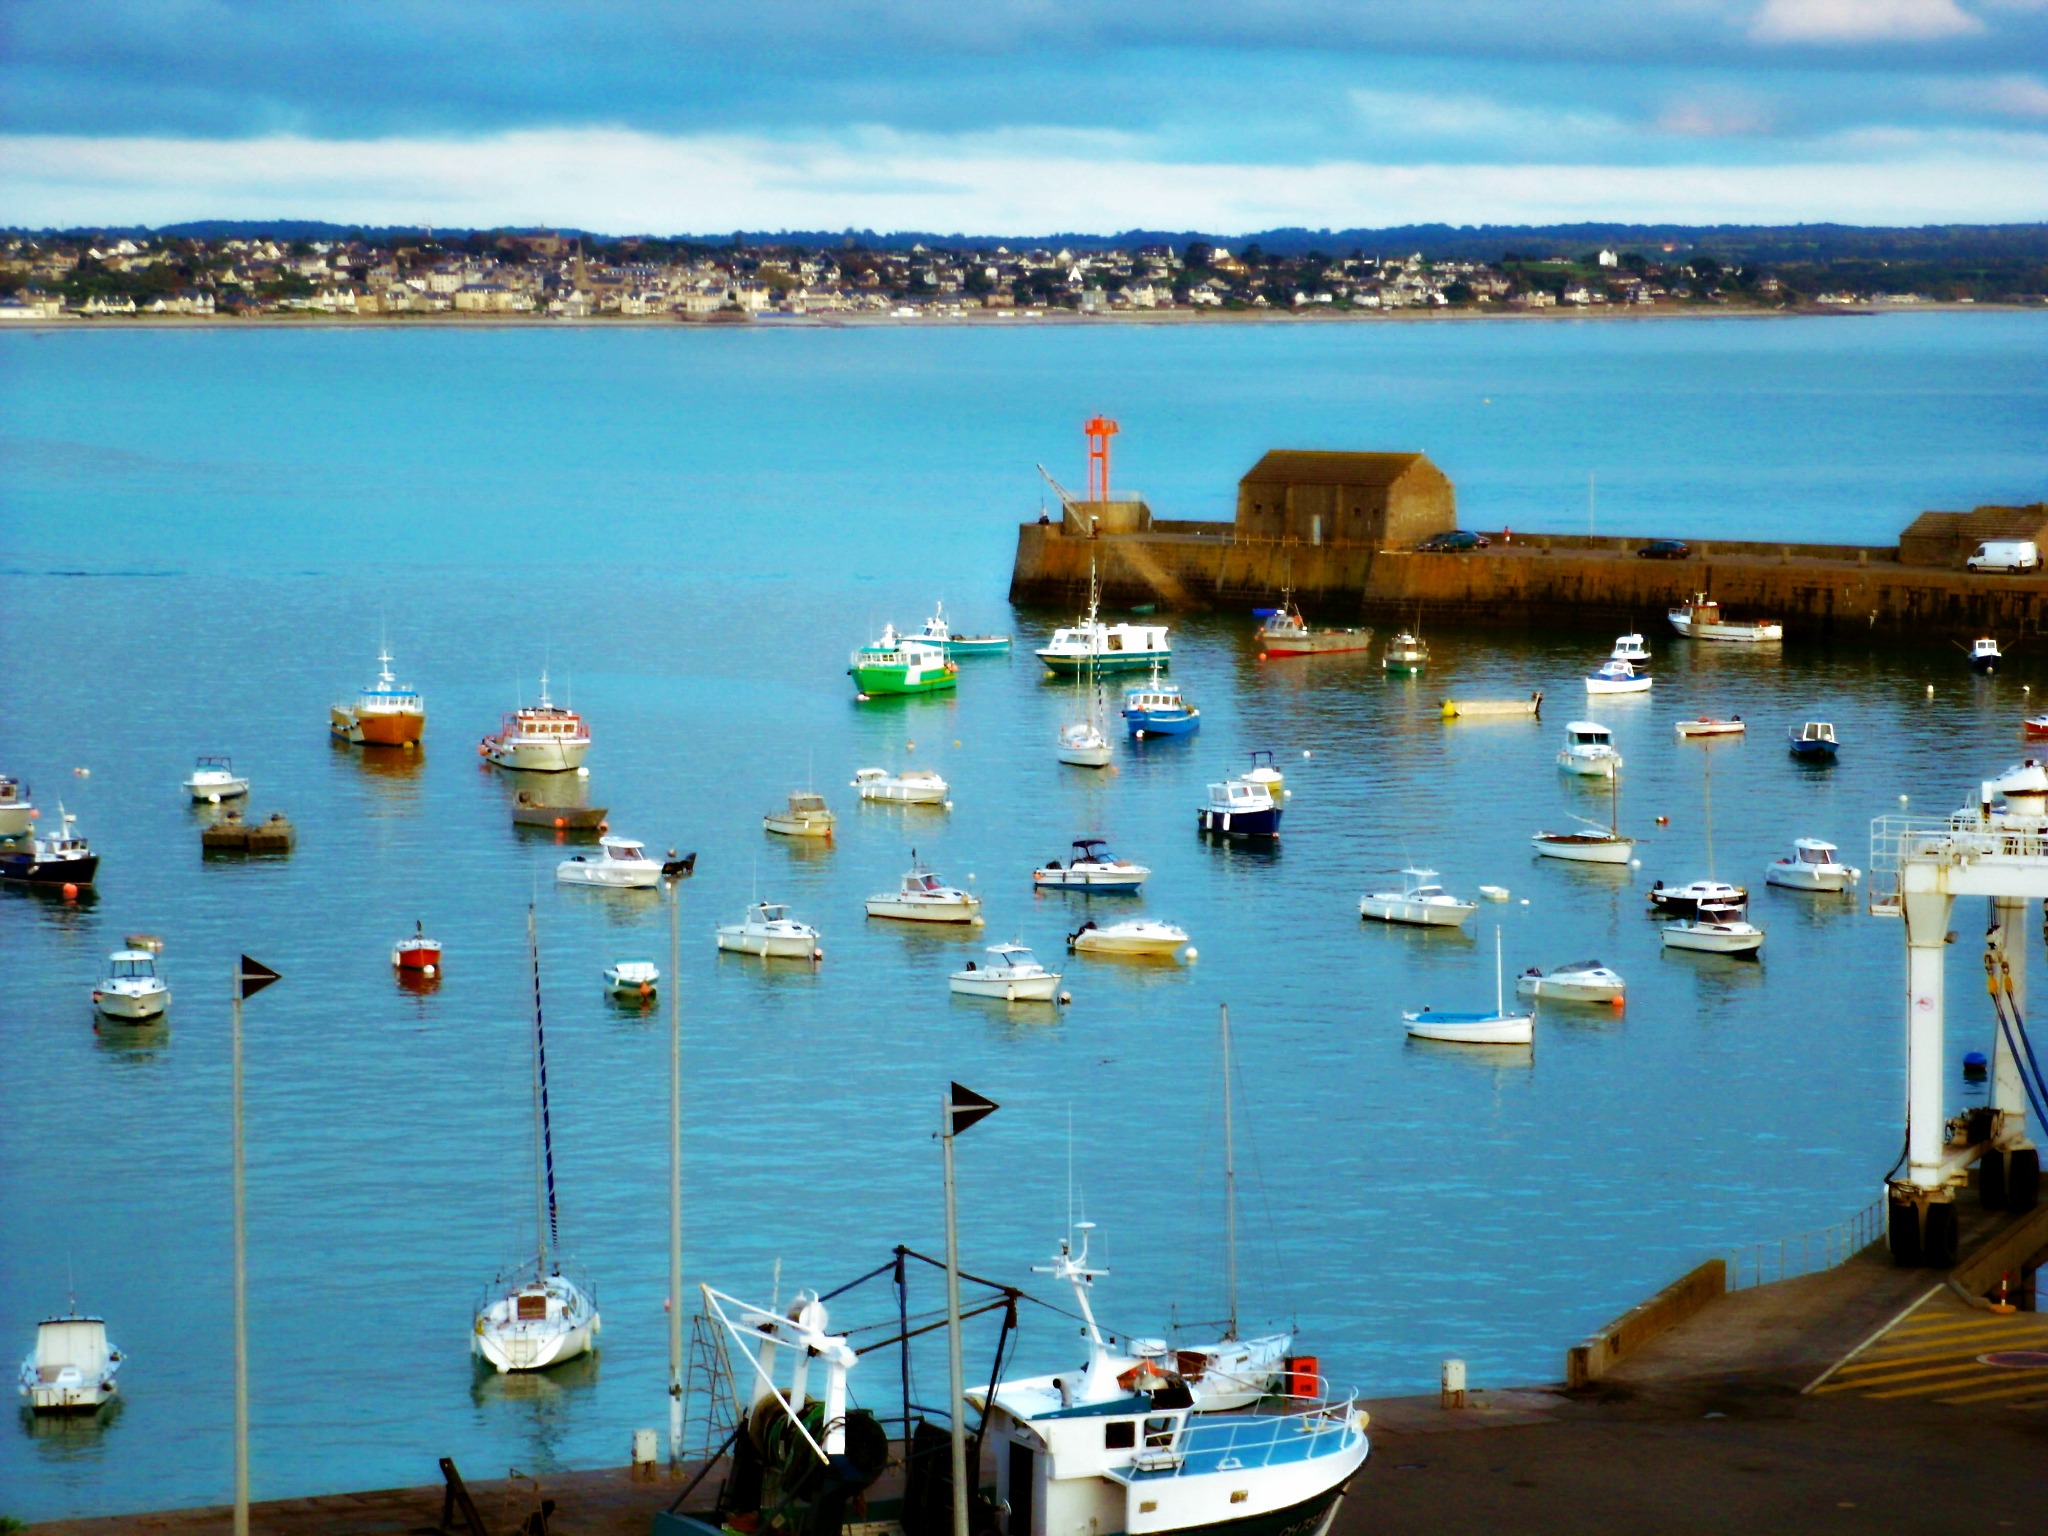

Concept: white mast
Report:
left=1221, top=1004, right=1237, bottom=1340
left=668, top=876, right=684, bottom=1463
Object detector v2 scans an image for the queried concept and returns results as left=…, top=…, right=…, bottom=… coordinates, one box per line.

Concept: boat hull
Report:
left=950, top=971, right=1060, bottom=1001
left=866, top=897, right=983, bottom=923
left=1058, top=743, right=1114, bottom=767
left=353, top=708, right=425, bottom=746
left=1404, top=1011, right=1534, bottom=1045
left=1674, top=719, right=1745, bottom=738
left=1263, top=630, right=1375, bottom=656
left=1118, top=1441, right=1365, bottom=1536
left=473, top=1313, right=599, bottom=1374
left=484, top=740, right=589, bottom=773
left=1531, top=834, right=1634, bottom=864
left=852, top=663, right=957, bottom=695
left=556, top=863, right=661, bottom=889
left=1039, top=650, right=1169, bottom=675
left=0, top=852, right=98, bottom=887
left=1072, top=931, right=1186, bottom=957
left=1788, top=742, right=1839, bottom=762
left=716, top=929, right=818, bottom=959
left=1124, top=709, right=1200, bottom=737
left=1647, top=884, right=1749, bottom=917
left=1198, top=805, right=1282, bottom=839
left=1557, top=752, right=1621, bottom=777
left=1359, top=897, right=1475, bottom=927
left=763, top=813, right=834, bottom=837
left=1584, top=676, right=1651, bottom=695
left=393, top=942, right=441, bottom=971
left=1765, top=863, right=1857, bottom=892
left=185, top=777, right=249, bottom=802
left=93, top=986, right=167, bottom=1021
left=1034, top=868, right=1148, bottom=892
left=943, top=636, right=1011, bottom=654
left=1517, top=974, right=1624, bottom=1003
left=1669, top=613, right=1784, bottom=642
left=22, top=1379, right=118, bottom=1414
left=1662, top=925, right=1764, bottom=955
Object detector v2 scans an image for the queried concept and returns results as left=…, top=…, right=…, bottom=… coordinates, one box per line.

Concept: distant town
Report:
left=3, top=226, right=2043, bottom=321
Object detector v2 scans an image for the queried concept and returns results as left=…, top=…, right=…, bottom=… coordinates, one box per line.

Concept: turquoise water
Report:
left=2, top=314, right=2045, bottom=1521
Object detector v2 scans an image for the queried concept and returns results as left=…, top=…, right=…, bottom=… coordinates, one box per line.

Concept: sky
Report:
left=2, top=0, right=2045, bottom=233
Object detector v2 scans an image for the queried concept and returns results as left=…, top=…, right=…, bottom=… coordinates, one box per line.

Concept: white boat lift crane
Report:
left=1870, top=761, right=2048, bottom=1266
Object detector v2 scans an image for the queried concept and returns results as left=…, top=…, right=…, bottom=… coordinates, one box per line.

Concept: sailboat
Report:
left=472, top=908, right=601, bottom=1373
left=1657, top=745, right=1765, bottom=954
left=1648, top=740, right=1750, bottom=915
left=1404, top=926, right=1535, bottom=1044
left=1056, top=566, right=1114, bottom=768
left=1532, top=762, right=1635, bottom=863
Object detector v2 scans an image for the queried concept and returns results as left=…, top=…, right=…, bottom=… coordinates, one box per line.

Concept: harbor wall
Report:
left=1008, top=523, right=2048, bottom=640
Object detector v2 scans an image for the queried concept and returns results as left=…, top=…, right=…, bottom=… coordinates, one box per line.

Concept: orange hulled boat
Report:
left=332, top=648, right=426, bottom=747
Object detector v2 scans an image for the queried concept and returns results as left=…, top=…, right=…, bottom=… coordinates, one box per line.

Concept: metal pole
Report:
left=669, top=880, right=684, bottom=1466
left=942, top=1096, right=969, bottom=1536
left=1220, top=1005, right=1237, bottom=1340
left=231, top=969, right=249, bottom=1536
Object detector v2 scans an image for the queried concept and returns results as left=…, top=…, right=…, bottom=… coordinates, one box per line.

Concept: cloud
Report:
left=1751, top=0, right=1983, bottom=43
left=2, top=126, right=2043, bottom=233
left=1655, top=97, right=1776, bottom=136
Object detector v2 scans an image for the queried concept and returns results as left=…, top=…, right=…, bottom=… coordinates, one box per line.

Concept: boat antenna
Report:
left=528, top=905, right=561, bottom=1272
left=1221, top=1003, right=1238, bottom=1340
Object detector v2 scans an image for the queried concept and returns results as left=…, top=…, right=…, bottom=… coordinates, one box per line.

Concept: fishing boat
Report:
left=1258, top=590, right=1374, bottom=656
left=1405, top=928, right=1534, bottom=1045
left=1611, top=633, right=1651, bottom=663
left=852, top=766, right=949, bottom=805
left=1121, top=661, right=1200, bottom=737
left=715, top=902, right=821, bottom=959
left=1038, top=558, right=1171, bottom=675
left=392, top=920, right=441, bottom=974
left=331, top=646, right=426, bottom=747
left=511, top=791, right=608, bottom=831
left=1516, top=960, right=1626, bottom=1003
left=0, top=805, right=98, bottom=888
left=949, top=942, right=1062, bottom=1001
left=866, top=855, right=983, bottom=923
left=763, top=790, right=835, bottom=838
left=1765, top=838, right=1861, bottom=892
left=474, top=910, right=601, bottom=1375
left=603, top=960, right=660, bottom=997
left=1674, top=716, right=1745, bottom=739
left=0, top=775, right=33, bottom=839
left=916, top=600, right=1011, bottom=655
left=1788, top=721, right=1840, bottom=761
left=182, top=755, right=249, bottom=802
left=1661, top=901, right=1765, bottom=956
left=92, top=949, right=169, bottom=1021
left=1668, top=595, right=1783, bottom=643
left=1383, top=630, right=1429, bottom=672
left=849, top=624, right=958, bottom=697
left=1197, top=776, right=1282, bottom=839
left=1033, top=838, right=1150, bottom=892
left=1440, top=692, right=1542, bottom=720
left=480, top=672, right=590, bottom=773
left=1557, top=721, right=1622, bottom=777
left=1360, top=867, right=1477, bottom=928
left=556, top=835, right=664, bottom=889
left=1067, top=918, right=1189, bottom=957
left=1533, top=768, right=1633, bottom=863
left=17, top=1308, right=121, bottom=1414
left=1585, top=658, right=1651, bottom=695
left=1968, top=637, right=2003, bottom=673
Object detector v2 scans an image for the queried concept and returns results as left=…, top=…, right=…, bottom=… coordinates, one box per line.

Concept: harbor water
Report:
left=3, top=313, right=2046, bottom=1521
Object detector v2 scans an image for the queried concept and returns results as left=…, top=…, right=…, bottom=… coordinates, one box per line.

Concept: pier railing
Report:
left=1868, top=811, right=2048, bottom=916
left=1725, top=1198, right=1886, bottom=1291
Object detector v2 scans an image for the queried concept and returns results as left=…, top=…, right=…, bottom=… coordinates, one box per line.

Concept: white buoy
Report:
left=943, top=800, right=955, bottom=809
left=1185, top=946, right=1199, bottom=961
left=577, top=765, right=591, bottom=777
left=1058, top=991, right=1072, bottom=1005
left=1303, top=749, right=1312, bottom=758
left=1927, top=684, right=1935, bottom=696
left=1629, top=859, right=1642, bottom=869
left=75, top=767, right=89, bottom=777
left=423, top=964, right=437, bottom=977
left=1900, top=793, right=1910, bottom=804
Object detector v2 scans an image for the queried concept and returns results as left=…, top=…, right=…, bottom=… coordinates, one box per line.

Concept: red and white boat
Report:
left=331, top=647, right=426, bottom=747
left=480, top=672, right=590, bottom=773
left=392, top=921, right=442, bottom=974
left=2024, top=715, right=2048, bottom=740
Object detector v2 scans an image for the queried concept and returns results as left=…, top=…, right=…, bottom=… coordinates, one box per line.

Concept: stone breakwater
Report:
left=1009, top=523, right=2048, bottom=641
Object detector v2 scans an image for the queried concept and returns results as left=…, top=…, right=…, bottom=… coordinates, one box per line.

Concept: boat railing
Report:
left=1119, top=1392, right=1358, bottom=1480
left=1868, top=811, right=2048, bottom=915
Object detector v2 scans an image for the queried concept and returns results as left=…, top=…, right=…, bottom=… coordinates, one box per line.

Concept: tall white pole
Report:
left=1902, top=885, right=1954, bottom=1187
left=231, top=970, right=249, bottom=1536
left=669, top=881, right=684, bottom=1466
left=941, top=1096, right=968, bottom=1536
left=1220, top=1005, right=1236, bottom=1340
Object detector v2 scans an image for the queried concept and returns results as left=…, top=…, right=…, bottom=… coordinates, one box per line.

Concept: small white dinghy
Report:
left=603, top=960, right=660, bottom=996
left=183, top=755, right=249, bottom=802
left=1406, top=928, right=1533, bottom=1045
left=557, top=834, right=664, bottom=888
left=1360, top=867, right=1477, bottom=927
left=1067, top=918, right=1189, bottom=958
left=18, top=1309, right=122, bottom=1413
left=93, top=949, right=169, bottom=1021
left=866, top=855, right=983, bottom=923
left=715, top=902, right=821, bottom=959
left=1674, top=716, right=1745, bottom=739
left=1765, top=838, right=1861, bottom=892
left=1661, top=901, right=1764, bottom=956
left=1557, top=721, right=1622, bottom=776
left=1516, top=959, right=1626, bottom=1004
left=950, top=942, right=1063, bottom=1002
left=852, top=766, right=950, bottom=805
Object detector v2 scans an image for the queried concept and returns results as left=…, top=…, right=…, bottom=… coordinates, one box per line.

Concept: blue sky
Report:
left=3, top=0, right=2044, bottom=231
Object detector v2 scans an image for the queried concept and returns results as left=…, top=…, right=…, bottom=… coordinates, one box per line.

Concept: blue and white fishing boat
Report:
left=1198, top=776, right=1282, bottom=840
left=1034, top=838, right=1151, bottom=892
left=917, top=600, right=1012, bottom=655
left=1122, top=662, right=1200, bottom=737
left=1788, top=720, right=1840, bottom=761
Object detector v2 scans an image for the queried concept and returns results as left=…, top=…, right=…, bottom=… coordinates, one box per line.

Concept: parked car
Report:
left=1417, top=530, right=1490, bottom=553
left=1637, top=539, right=1692, bottom=559
left=1967, top=540, right=2041, bottom=574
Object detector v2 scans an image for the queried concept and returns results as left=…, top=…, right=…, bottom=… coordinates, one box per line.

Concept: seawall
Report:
left=1008, top=523, right=2048, bottom=640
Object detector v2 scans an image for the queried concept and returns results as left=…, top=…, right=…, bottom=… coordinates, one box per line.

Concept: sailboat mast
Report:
left=1495, top=925, right=1505, bottom=1014
left=528, top=906, right=561, bottom=1271
left=1703, top=747, right=1716, bottom=882
left=1221, top=1004, right=1237, bottom=1340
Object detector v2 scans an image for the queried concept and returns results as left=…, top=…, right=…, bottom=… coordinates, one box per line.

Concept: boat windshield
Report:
left=758, top=904, right=789, bottom=922
left=999, top=948, right=1039, bottom=970
left=611, top=842, right=645, bottom=860
left=1800, top=845, right=1834, bottom=863
left=112, top=957, right=154, bottom=980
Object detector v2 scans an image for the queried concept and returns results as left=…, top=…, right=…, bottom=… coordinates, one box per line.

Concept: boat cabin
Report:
left=599, top=837, right=649, bottom=862
left=1565, top=722, right=1616, bottom=749
left=106, top=951, right=159, bottom=983
left=1794, top=721, right=1837, bottom=745
left=1790, top=839, right=1842, bottom=866
left=1612, top=634, right=1650, bottom=661
left=1693, top=902, right=1749, bottom=926
left=787, top=793, right=828, bottom=815
left=1205, top=778, right=1275, bottom=812
left=979, top=944, right=1044, bottom=974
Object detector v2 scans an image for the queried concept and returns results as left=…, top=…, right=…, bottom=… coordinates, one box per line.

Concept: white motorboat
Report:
left=1661, top=902, right=1765, bottom=955
left=1585, top=659, right=1651, bottom=695
left=1516, top=960, right=1626, bottom=1003
left=1360, top=867, right=1477, bottom=927
left=182, top=754, right=249, bottom=802
left=556, top=835, right=663, bottom=888
left=866, top=855, right=983, bottom=923
left=851, top=766, right=949, bottom=805
left=764, top=790, right=835, bottom=839
left=92, top=949, right=169, bottom=1021
left=480, top=671, right=591, bottom=772
left=1968, top=636, right=2003, bottom=672
left=1534, top=768, right=1633, bottom=863
left=1765, top=838, right=1861, bottom=892
left=474, top=909, right=601, bottom=1374
left=1384, top=630, right=1429, bottom=672
left=1674, top=716, right=1746, bottom=738
left=715, top=902, right=821, bottom=959
left=18, top=1310, right=121, bottom=1414
left=1067, top=918, right=1189, bottom=957
left=1405, top=927, right=1534, bottom=1045
left=1033, top=837, right=1150, bottom=892
left=0, top=775, right=33, bottom=839
left=1668, top=594, right=1783, bottom=643
left=949, top=942, right=1062, bottom=1001
left=603, top=960, right=660, bottom=996
left=1611, top=633, right=1651, bottom=663
left=1557, top=720, right=1622, bottom=776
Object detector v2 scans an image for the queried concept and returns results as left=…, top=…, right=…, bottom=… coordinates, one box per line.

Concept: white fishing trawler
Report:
left=1668, top=595, right=1783, bottom=643
left=1038, top=561, right=1171, bottom=675
left=867, top=855, right=983, bottom=923
left=480, top=672, right=590, bottom=773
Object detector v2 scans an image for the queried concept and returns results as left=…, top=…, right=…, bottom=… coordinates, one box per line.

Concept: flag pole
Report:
left=941, top=1091, right=968, bottom=1536
left=668, top=877, right=684, bottom=1467
left=231, top=963, right=249, bottom=1536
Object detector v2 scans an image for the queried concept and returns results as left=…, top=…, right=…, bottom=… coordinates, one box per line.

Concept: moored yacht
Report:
left=715, top=902, right=821, bottom=959
left=1034, top=838, right=1150, bottom=892
left=556, top=835, right=663, bottom=889
left=480, top=673, right=590, bottom=772
left=1611, top=633, right=1651, bottom=663
left=331, top=646, right=426, bottom=747
left=852, top=766, right=950, bottom=805
left=950, top=942, right=1062, bottom=1001
left=182, top=755, right=248, bottom=802
left=1765, top=838, right=1861, bottom=892
left=1404, top=928, right=1532, bottom=1045
left=1516, top=960, right=1626, bottom=1004
left=1068, top=918, right=1190, bottom=958
left=1360, top=868, right=1476, bottom=927
left=1383, top=630, right=1429, bottom=672
left=866, top=855, right=983, bottom=923
left=92, top=949, right=169, bottom=1021
left=1788, top=720, right=1840, bottom=761
left=1661, top=902, right=1765, bottom=956
left=1557, top=721, right=1622, bottom=777
left=1585, top=658, right=1651, bottom=695
left=18, top=1309, right=122, bottom=1414
left=763, top=790, right=835, bottom=838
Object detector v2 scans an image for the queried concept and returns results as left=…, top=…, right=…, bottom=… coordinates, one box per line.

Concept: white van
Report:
left=1967, top=540, right=2040, bottom=573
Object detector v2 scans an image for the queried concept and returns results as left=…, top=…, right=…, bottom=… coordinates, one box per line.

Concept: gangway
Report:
left=1869, top=761, right=2047, bottom=1266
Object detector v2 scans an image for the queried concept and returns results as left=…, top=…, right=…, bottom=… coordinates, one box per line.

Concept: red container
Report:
left=1284, top=1355, right=1319, bottom=1398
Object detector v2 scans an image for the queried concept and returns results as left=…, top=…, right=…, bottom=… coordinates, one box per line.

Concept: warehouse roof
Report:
left=1239, top=450, right=1430, bottom=487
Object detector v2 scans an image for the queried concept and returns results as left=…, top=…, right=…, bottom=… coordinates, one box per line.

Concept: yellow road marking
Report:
left=1935, top=1377, right=2048, bottom=1405
left=1816, top=1361, right=1997, bottom=1393
left=1866, top=1373, right=2013, bottom=1399
left=1884, top=1316, right=2045, bottom=1341
left=1855, top=1332, right=2041, bottom=1365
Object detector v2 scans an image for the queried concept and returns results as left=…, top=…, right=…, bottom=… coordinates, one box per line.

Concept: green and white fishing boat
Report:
left=849, top=625, right=958, bottom=697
